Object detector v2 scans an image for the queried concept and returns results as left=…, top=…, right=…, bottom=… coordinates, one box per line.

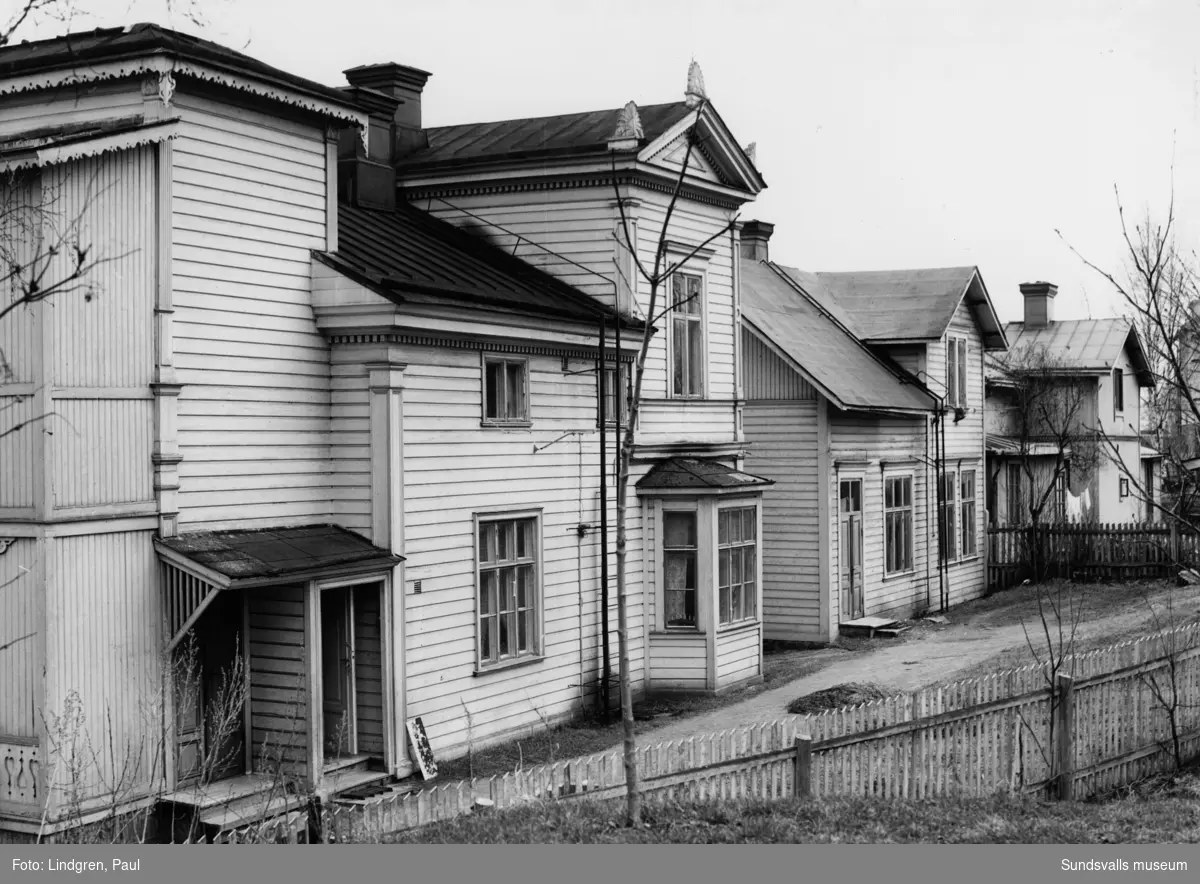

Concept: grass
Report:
left=786, top=682, right=886, bottom=715
left=389, top=784, right=1200, bottom=843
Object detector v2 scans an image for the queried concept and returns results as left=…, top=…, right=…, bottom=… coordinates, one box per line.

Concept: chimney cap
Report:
left=344, top=62, right=432, bottom=93
left=742, top=219, right=774, bottom=238
left=1019, top=281, right=1058, bottom=297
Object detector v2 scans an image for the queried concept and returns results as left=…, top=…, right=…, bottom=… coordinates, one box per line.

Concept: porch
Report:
left=154, top=524, right=404, bottom=838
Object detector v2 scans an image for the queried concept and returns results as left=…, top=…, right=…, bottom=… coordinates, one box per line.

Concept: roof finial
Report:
left=685, top=60, right=707, bottom=108
left=607, top=100, right=644, bottom=152
left=744, top=142, right=757, bottom=165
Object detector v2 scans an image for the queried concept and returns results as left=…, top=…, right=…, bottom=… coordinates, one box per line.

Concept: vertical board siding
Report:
left=46, top=531, right=159, bottom=808
left=741, top=328, right=816, bottom=401
left=743, top=402, right=822, bottom=640
left=648, top=634, right=708, bottom=691
left=0, top=538, right=41, bottom=739
left=248, top=584, right=309, bottom=778
left=0, top=172, right=40, bottom=384
left=46, top=147, right=156, bottom=388
left=0, top=396, right=38, bottom=510
left=171, top=93, right=333, bottom=529
left=354, top=584, right=385, bottom=756
left=829, top=410, right=932, bottom=619
left=715, top=625, right=761, bottom=688
left=394, top=347, right=647, bottom=760
left=51, top=398, right=154, bottom=508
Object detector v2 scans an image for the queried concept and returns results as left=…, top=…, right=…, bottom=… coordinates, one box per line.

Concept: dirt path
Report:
left=601, top=579, right=1200, bottom=751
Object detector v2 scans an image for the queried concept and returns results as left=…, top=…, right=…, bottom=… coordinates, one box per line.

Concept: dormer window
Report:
left=946, top=337, right=968, bottom=409
left=482, top=356, right=530, bottom=426
left=1112, top=367, right=1125, bottom=417
left=669, top=272, right=705, bottom=398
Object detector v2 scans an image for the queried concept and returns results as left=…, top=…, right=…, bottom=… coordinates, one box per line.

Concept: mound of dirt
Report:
left=786, top=682, right=887, bottom=715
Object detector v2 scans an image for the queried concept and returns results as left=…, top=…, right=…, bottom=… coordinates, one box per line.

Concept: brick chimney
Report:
left=1019, top=281, right=1058, bottom=329
left=740, top=220, right=774, bottom=262
left=344, top=63, right=432, bottom=156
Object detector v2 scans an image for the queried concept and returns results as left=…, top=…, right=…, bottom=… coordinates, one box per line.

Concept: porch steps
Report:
left=197, top=790, right=307, bottom=834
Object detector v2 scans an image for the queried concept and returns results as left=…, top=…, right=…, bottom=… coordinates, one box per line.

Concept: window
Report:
left=476, top=515, right=539, bottom=667
left=1112, top=367, right=1125, bottom=417
left=663, top=510, right=698, bottom=628
left=960, top=470, right=977, bottom=557
left=1119, top=477, right=1130, bottom=499
left=669, top=272, right=704, bottom=398
left=483, top=357, right=529, bottom=425
left=718, top=507, right=757, bottom=625
left=939, top=471, right=957, bottom=562
left=884, top=476, right=914, bottom=575
left=1006, top=463, right=1023, bottom=525
left=599, top=363, right=631, bottom=427
left=1052, top=471, right=1067, bottom=522
left=946, top=337, right=968, bottom=409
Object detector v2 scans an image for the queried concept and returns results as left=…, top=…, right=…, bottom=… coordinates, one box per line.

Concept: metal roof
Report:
left=156, top=525, right=402, bottom=585
left=318, top=201, right=638, bottom=326
left=996, top=319, right=1154, bottom=387
left=741, top=259, right=937, bottom=413
left=636, top=457, right=773, bottom=491
left=402, top=102, right=693, bottom=169
left=793, top=266, right=1007, bottom=349
left=0, top=23, right=360, bottom=114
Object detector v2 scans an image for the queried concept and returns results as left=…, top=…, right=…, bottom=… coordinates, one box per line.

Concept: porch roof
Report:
left=636, top=457, right=774, bottom=493
left=156, top=524, right=403, bottom=589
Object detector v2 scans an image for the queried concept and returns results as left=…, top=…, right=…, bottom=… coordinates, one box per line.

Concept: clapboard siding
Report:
left=829, top=410, right=933, bottom=619
left=743, top=402, right=822, bottom=641
left=742, top=327, right=816, bottom=401
left=51, top=398, right=154, bottom=508
left=715, top=625, right=761, bottom=688
left=0, top=81, right=145, bottom=141
left=0, top=538, right=41, bottom=740
left=171, top=91, right=332, bottom=530
left=353, top=584, right=385, bottom=756
left=248, top=585, right=309, bottom=777
left=46, top=531, right=159, bottom=807
left=648, top=634, right=707, bottom=691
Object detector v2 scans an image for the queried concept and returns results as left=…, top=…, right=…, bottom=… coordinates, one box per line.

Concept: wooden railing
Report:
left=205, top=620, right=1200, bottom=843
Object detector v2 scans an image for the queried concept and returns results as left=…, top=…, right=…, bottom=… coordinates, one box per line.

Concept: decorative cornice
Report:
left=330, top=331, right=636, bottom=363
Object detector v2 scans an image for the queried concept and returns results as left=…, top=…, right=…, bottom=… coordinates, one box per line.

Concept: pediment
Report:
left=638, top=103, right=765, bottom=196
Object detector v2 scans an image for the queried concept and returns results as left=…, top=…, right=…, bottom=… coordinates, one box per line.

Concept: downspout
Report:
left=612, top=305, right=623, bottom=718
left=924, top=415, right=932, bottom=611
left=938, top=403, right=948, bottom=612
left=598, top=315, right=610, bottom=718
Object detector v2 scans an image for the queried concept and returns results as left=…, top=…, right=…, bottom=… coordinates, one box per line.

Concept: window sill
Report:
left=716, top=620, right=760, bottom=636
left=480, top=420, right=532, bottom=429
left=650, top=629, right=705, bottom=637
left=941, top=555, right=981, bottom=568
left=882, top=568, right=916, bottom=582
left=473, top=655, right=544, bottom=677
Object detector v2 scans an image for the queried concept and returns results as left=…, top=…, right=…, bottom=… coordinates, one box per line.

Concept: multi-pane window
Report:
left=959, top=470, right=977, bottom=557
left=669, top=272, right=704, bottom=398
left=1052, top=471, right=1067, bottom=522
left=884, top=476, right=913, bottom=575
left=663, top=511, right=698, bottom=628
left=946, top=337, right=968, bottom=409
left=477, top=516, right=538, bottom=667
left=1112, top=367, right=1125, bottom=416
left=1006, top=464, right=1023, bottom=525
left=718, top=507, right=757, bottom=625
left=939, top=471, right=957, bottom=562
left=599, top=363, right=630, bottom=427
left=483, top=357, right=528, bottom=424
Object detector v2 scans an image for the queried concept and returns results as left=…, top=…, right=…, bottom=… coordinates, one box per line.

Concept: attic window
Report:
left=1113, top=368, right=1125, bottom=416
left=946, top=337, right=968, bottom=409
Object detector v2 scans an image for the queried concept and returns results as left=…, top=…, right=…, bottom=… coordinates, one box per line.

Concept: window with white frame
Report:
left=884, top=475, right=914, bottom=575
left=668, top=272, right=704, bottom=398
left=482, top=356, right=529, bottom=425
left=718, top=507, right=757, bottom=625
left=946, top=337, right=968, bottom=409
left=939, top=470, right=957, bottom=562
left=476, top=515, right=540, bottom=667
left=599, top=362, right=631, bottom=427
left=663, top=509, right=698, bottom=628
left=1112, top=367, right=1125, bottom=417
left=959, top=470, right=977, bottom=557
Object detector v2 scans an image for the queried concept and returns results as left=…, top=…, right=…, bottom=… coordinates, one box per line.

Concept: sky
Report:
left=14, top=0, right=1200, bottom=326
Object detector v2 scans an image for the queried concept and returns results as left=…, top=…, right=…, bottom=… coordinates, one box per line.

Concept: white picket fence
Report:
left=214, top=621, right=1200, bottom=843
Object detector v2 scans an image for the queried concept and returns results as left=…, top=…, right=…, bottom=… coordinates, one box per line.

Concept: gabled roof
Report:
left=0, top=23, right=363, bottom=124
left=400, top=100, right=765, bottom=195
left=156, top=525, right=402, bottom=588
left=993, top=318, right=1154, bottom=387
left=740, top=259, right=936, bottom=414
left=792, top=266, right=1008, bottom=350
left=635, top=457, right=773, bottom=491
left=317, top=201, right=641, bottom=327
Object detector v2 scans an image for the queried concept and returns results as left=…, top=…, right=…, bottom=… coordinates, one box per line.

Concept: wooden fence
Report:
left=214, top=621, right=1200, bottom=843
left=986, top=521, right=1200, bottom=591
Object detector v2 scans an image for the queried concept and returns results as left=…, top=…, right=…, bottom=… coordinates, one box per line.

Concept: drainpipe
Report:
left=598, top=316, right=610, bottom=718
left=611, top=306, right=623, bottom=719
left=924, top=416, right=932, bottom=611
left=937, top=404, right=948, bottom=612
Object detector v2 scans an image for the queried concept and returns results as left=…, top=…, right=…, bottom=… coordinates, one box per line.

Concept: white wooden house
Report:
left=985, top=282, right=1157, bottom=525
left=0, top=26, right=768, bottom=841
left=738, top=223, right=1008, bottom=643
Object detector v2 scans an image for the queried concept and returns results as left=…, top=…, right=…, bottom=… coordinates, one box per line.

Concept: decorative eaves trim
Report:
left=328, top=331, right=638, bottom=363
left=0, top=56, right=367, bottom=127
left=0, top=118, right=180, bottom=172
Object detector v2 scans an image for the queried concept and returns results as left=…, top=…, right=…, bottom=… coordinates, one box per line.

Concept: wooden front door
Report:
left=839, top=478, right=864, bottom=620
left=321, top=587, right=355, bottom=763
